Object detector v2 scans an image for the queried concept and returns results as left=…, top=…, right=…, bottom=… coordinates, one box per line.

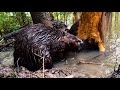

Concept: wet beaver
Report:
left=14, top=23, right=84, bottom=71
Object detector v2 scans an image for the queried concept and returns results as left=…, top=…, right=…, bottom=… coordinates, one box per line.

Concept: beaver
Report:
left=14, top=23, right=84, bottom=71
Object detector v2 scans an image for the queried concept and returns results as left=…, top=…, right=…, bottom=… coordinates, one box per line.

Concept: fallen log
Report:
left=0, top=24, right=29, bottom=51
left=0, top=30, right=19, bottom=40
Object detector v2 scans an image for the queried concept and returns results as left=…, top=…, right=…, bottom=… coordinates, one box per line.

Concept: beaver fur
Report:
left=14, top=23, right=83, bottom=71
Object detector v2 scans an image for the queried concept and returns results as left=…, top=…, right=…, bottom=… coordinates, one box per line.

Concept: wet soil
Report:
left=0, top=46, right=117, bottom=78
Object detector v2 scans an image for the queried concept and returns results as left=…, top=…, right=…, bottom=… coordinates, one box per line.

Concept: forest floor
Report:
left=0, top=45, right=119, bottom=78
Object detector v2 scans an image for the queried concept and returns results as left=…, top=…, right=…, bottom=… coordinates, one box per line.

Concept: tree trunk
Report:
left=56, top=12, right=59, bottom=21
left=114, top=12, right=119, bottom=31
left=63, top=12, right=66, bottom=23
left=99, top=12, right=106, bottom=43
left=21, top=12, right=27, bottom=25
left=15, top=12, right=28, bottom=26
left=73, top=12, right=79, bottom=23
left=105, top=12, right=112, bottom=50
left=49, top=12, right=54, bottom=20
left=30, top=12, right=53, bottom=28
left=66, top=13, right=68, bottom=25
left=107, top=12, right=112, bottom=40
left=77, top=12, right=105, bottom=52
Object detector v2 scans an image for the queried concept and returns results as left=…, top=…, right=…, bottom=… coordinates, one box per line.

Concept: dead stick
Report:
left=77, top=60, right=115, bottom=67
left=78, top=53, right=102, bottom=61
left=33, top=53, right=45, bottom=78
left=0, top=23, right=31, bottom=41
left=78, top=60, right=102, bottom=65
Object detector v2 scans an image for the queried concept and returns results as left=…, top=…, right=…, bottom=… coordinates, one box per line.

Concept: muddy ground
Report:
left=0, top=44, right=119, bottom=78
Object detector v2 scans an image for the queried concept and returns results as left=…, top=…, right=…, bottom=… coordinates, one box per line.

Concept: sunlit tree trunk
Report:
left=63, top=12, right=66, bottom=23
left=77, top=12, right=105, bottom=52
left=100, top=12, right=106, bottom=43
left=66, top=13, right=68, bottom=25
left=115, top=12, right=119, bottom=32
left=79, top=12, right=82, bottom=19
left=56, top=12, right=59, bottom=21
left=105, top=12, right=112, bottom=50
left=49, top=12, right=54, bottom=20
left=59, top=13, right=62, bottom=21
left=73, top=12, right=79, bottom=23
left=30, top=12, right=53, bottom=28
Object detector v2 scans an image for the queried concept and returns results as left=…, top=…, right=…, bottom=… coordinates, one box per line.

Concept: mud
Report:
left=0, top=45, right=117, bottom=78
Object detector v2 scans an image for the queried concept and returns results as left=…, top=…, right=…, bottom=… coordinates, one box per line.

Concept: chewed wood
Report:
left=77, top=12, right=105, bottom=52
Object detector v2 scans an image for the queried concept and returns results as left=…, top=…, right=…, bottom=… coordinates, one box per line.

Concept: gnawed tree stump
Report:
left=77, top=12, right=105, bottom=52
left=68, top=12, right=112, bottom=52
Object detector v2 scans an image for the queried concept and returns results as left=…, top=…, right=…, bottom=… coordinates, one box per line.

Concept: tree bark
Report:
left=107, top=12, right=112, bottom=40
left=66, top=13, right=68, bottom=25
left=20, top=12, right=27, bottom=25
left=49, top=12, right=54, bottom=20
left=73, top=12, right=79, bottom=23
left=30, top=12, right=53, bottom=28
left=99, top=12, right=106, bottom=43
left=56, top=13, right=59, bottom=21
left=63, top=12, right=66, bottom=23
left=77, top=12, right=105, bottom=52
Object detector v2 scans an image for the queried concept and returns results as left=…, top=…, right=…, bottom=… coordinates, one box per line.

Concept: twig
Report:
left=33, top=53, right=43, bottom=58
left=77, top=60, right=115, bottom=67
left=78, top=53, right=102, bottom=61
left=33, top=53, right=45, bottom=78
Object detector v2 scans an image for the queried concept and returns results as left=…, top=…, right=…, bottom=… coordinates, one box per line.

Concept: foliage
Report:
left=50, top=12, right=74, bottom=28
left=0, top=12, right=32, bottom=37
left=112, top=12, right=120, bottom=37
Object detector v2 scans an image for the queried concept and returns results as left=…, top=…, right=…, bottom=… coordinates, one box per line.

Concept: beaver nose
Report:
left=77, top=40, right=83, bottom=45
